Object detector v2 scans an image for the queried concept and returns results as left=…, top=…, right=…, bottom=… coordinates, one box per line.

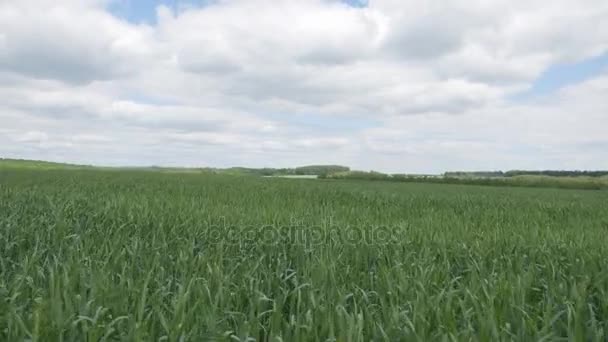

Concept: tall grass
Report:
left=1, top=169, right=608, bottom=340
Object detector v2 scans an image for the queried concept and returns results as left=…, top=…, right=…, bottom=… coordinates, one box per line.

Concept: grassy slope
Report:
left=0, top=158, right=93, bottom=170
left=0, top=159, right=213, bottom=174
left=1, top=168, right=608, bottom=340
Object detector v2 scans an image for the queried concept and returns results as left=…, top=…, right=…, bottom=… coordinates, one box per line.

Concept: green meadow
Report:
left=1, top=166, right=608, bottom=341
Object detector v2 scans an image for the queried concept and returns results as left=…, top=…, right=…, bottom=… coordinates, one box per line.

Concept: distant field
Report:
left=1, top=167, right=608, bottom=340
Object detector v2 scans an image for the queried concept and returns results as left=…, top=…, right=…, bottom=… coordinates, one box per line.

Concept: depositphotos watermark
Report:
left=199, top=218, right=410, bottom=246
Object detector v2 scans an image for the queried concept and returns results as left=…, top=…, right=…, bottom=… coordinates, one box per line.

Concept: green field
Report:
left=1, top=168, right=608, bottom=341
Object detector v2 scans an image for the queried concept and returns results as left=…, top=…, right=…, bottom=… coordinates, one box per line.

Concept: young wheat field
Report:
left=1, top=169, right=608, bottom=341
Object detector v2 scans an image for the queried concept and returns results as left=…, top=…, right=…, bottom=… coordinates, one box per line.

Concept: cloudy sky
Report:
left=1, top=0, right=607, bottom=173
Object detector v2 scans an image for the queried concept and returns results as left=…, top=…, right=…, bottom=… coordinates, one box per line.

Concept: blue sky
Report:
left=109, top=0, right=369, bottom=24
left=531, top=53, right=608, bottom=94
left=515, top=52, right=608, bottom=101
left=1, top=0, right=607, bottom=172
left=108, top=0, right=209, bottom=24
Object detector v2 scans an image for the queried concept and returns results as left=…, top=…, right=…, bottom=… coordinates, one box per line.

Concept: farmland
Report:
left=1, top=167, right=608, bottom=341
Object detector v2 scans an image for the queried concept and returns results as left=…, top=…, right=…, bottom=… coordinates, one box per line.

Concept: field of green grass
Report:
left=1, top=168, right=608, bottom=340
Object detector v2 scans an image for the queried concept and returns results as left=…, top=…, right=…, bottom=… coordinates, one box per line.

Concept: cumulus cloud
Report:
left=0, top=0, right=154, bottom=84
left=0, top=0, right=607, bottom=171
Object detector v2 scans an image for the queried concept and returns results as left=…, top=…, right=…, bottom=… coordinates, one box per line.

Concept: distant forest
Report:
left=205, top=165, right=350, bottom=176
left=444, top=170, right=608, bottom=178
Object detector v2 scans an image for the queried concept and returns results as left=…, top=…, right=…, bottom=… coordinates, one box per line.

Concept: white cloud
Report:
left=0, top=0, right=607, bottom=171
left=359, top=72, right=608, bottom=172
left=0, top=1, right=154, bottom=84
left=16, top=131, right=49, bottom=143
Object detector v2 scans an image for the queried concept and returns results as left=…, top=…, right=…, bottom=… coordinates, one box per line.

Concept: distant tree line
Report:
left=294, top=165, right=350, bottom=176
left=504, top=170, right=608, bottom=177
left=444, top=171, right=505, bottom=178
left=205, top=165, right=350, bottom=176
left=319, top=170, right=389, bottom=180
left=320, top=170, right=607, bottom=190
left=444, top=170, right=608, bottom=178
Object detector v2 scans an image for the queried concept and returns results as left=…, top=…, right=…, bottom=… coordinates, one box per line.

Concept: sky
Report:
left=1, top=0, right=607, bottom=173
